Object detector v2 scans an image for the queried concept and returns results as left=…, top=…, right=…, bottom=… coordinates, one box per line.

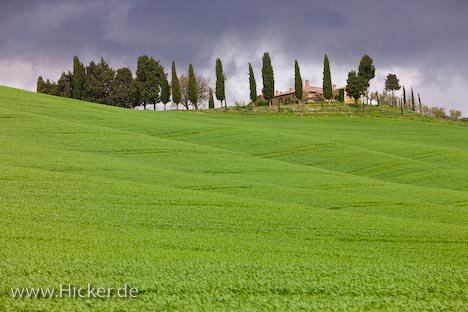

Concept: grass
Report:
left=0, top=86, right=467, bottom=311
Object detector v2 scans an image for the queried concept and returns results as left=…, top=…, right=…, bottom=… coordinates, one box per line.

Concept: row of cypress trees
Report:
left=38, top=55, right=230, bottom=110
left=38, top=53, right=330, bottom=110
left=38, top=53, right=406, bottom=111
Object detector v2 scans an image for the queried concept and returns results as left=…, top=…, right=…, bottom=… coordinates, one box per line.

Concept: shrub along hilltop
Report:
left=0, top=85, right=467, bottom=310
left=217, top=100, right=468, bottom=123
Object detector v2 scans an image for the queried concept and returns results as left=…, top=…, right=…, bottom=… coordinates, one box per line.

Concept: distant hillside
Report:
left=0, top=86, right=467, bottom=311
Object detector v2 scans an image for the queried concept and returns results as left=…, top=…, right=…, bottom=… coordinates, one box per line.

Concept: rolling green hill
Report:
left=0, top=86, right=467, bottom=311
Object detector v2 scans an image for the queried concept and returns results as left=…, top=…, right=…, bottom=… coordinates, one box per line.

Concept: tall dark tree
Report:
left=345, top=70, right=367, bottom=106
left=72, top=56, right=85, bottom=100
left=323, top=54, right=333, bottom=105
left=160, top=67, right=171, bottom=110
left=36, top=76, right=46, bottom=94
left=57, top=71, right=73, bottom=98
left=149, top=58, right=163, bottom=111
left=248, top=63, right=257, bottom=106
left=37, top=76, right=58, bottom=95
left=358, top=54, right=376, bottom=105
left=262, top=52, right=274, bottom=110
left=82, top=61, right=98, bottom=102
left=45, top=79, right=58, bottom=96
left=411, top=87, right=415, bottom=111
left=384, top=74, right=401, bottom=106
left=188, top=63, right=198, bottom=110
left=215, top=58, right=226, bottom=109
left=294, top=60, right=303, bottom=103
left=403, top=86, right=407, bottom=109
left=135, top=55, right=162, bottom=110
left=208, top=88, right=215, bottom=109
left=418, top=93, right=422, bottom=112
left=82, top=57, right=115, bottom=105
left=171, top=61, right=182, bottom=110
left=112, top=67, right=135, bottom=107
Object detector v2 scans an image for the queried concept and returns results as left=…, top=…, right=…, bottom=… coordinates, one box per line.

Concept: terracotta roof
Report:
left=274, top=84, right=323, bottom=97
left=304, top=85, right=323, bottom=93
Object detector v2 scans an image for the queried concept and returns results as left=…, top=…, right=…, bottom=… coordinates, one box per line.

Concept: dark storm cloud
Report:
left=1, top=0, right=467, bottom=113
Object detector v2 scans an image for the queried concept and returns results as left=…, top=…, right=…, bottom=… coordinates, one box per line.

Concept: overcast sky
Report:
left=1, top=0, right=467, bottom=114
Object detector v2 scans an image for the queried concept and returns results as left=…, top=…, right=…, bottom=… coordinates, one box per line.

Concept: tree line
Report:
left=37, top=56, right=221, bottom=110
left=37, top=53, right=446, bottom=117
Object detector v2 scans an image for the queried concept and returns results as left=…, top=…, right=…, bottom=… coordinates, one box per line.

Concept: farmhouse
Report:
left=271, top=80, right=354, bottom=105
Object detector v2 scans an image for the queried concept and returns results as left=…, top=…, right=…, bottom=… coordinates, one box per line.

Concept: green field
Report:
left=0, top=86, right=467, bottom=311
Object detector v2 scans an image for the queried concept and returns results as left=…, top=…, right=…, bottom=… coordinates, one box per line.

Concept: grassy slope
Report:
left=0, top=86, right=467, bottom=311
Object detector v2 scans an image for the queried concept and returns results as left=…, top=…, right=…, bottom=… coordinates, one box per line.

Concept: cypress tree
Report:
left=418, top=93, right=422, bottom=112
left=82, top=61, right=98, bottom=102
left=72, top=56, right=85, bottom=99
left=171, top=61, right=182, bottom=110
left=323, top=54, right=333, bottom=105
left=403, top=86, right=406, bottom=109
left=45, top=79, right=58, bottom=96
left=294, top=60, right=303, bottom=103
left=248, top=63, right=257, bottom=106
left=83, top=57, right=115, bottom=105
left=36, top=76, right=46, bottom=93
left=261, top=52, right=274, bottom=110
left=208, top=88, right=215, bottom=109
left=215, top=58, right=226, bottom=109
left=188, top=63, right=198, bottom=110
left=135, top=55, right=147, bottom=109
left=57, top=71, right=73, bottom=98
left=112, top=67, right=135, bottom=108
left=160, top=67, right=171, bottom=110
left=150, top=57, right=162, bottom=111
left=358, top=54, right=376, bottom=105
left=135, top=55, right=162, bottom=110
left=411, top=87, right=415, bottom=111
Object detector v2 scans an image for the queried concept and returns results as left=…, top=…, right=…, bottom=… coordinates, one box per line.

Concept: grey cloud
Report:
left=0, top=0, right=466, bottom=114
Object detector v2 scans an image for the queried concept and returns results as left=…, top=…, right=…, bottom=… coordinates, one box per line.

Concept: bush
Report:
left=312, top=95, right=324, bottom=102
left=449, top=109, right=462, bottom=120
left=430, top=107, right=446, bottom=118
left=420, top=104, right=430, bottom=115
left=255, top=100, right=270, bottom=107
left=337, top=89, right=345, bottom=103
